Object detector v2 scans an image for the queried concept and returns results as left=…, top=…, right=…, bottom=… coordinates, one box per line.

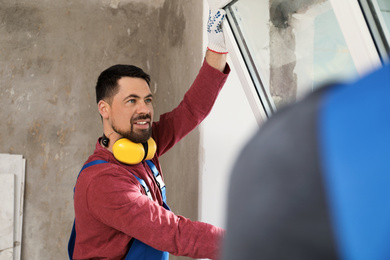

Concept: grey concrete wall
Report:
left=0, top=0, right=203, bottom=259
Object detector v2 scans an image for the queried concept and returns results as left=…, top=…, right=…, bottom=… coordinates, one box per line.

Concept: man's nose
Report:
left=136, top=101, right=151, bottom=114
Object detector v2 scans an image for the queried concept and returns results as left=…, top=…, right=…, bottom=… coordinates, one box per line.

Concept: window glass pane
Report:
left=226, top=0, right=358, bottom=110
left=377, top=0, right=390, bottom=29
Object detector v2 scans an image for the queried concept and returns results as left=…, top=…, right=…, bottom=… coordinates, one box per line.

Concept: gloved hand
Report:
left=207, top=8, right=228, bottom=54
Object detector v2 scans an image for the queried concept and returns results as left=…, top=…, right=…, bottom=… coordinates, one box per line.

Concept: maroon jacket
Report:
left=73, top=60, right=230, bottom=260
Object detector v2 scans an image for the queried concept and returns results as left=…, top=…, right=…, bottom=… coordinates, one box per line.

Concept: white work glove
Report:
left=207, top=9, right=228, bottom=54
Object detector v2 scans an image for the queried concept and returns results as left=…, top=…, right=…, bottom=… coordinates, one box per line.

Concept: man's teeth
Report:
left=136, top=122, right=147, bottom=125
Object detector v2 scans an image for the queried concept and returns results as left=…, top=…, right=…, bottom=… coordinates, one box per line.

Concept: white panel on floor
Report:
left=0, top=249, right=13, bottom=260
left=0, top=174, right=14, bottom=260
left=0, top=154, right=26, bottom=260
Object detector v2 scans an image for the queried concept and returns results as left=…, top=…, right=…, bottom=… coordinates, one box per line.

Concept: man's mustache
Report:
left=132, top=114, right=151, bottom=122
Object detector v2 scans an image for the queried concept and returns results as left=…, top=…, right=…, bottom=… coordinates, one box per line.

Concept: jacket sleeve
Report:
left=152, top=59, right=230, bottom=157
left=86, top=166, right=224, bottom=259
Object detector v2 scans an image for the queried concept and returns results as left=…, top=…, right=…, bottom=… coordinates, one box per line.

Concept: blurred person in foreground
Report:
left=223, top=63, right=390, bottom=260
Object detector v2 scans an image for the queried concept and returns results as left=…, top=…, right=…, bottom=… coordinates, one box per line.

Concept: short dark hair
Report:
left=95, top=64, right=151, bottom=104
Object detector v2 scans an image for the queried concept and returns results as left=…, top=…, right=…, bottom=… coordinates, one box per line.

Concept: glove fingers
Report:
left=207, top=9, right=226, bottom=32
left=207, top=8, right=228, bottom=54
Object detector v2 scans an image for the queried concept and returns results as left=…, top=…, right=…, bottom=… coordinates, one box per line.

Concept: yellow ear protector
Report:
left=102, top=134, right=157, bottom=165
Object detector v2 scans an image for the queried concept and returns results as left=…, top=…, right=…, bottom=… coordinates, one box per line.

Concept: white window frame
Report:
left=223, top=20, right=268, bottom=125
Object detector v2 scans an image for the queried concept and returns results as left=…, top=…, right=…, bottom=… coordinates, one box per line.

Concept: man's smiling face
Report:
left=109, top=76, right=154, bottom=143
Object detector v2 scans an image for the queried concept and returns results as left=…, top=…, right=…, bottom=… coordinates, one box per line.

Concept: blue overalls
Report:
left=68, top=160, right=170, bottom=260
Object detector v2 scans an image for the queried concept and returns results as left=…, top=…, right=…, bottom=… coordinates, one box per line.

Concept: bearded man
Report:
left=69, top=8, right=230, bottom=260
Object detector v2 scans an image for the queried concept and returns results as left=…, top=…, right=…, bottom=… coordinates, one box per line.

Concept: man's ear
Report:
left=98, top=100, right=110, bottom=119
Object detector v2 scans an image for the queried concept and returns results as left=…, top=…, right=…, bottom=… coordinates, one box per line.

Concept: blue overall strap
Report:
left=68, top=160, right=108, bottom=260
left=68, top=220, right=76, bottom=260
left=78, top=160, right=108, bottom=176
left=133, top=174, right=153, bottom=201
left=145, top=160, right=167, bottom=203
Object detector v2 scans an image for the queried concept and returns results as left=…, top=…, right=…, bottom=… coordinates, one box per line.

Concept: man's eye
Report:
left=145, top=98, right=152, bottom=103
left=128, top=99, right=136, bottom=103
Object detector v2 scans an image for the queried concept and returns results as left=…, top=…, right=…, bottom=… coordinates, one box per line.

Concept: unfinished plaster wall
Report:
left=0, top=0, right=203, bottom=259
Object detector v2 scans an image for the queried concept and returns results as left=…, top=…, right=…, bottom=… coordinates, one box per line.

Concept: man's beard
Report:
left=112, top=115, right=152, bottom=143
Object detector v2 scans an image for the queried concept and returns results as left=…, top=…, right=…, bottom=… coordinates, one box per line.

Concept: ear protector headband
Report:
left=102, top=134, right=157, bottom=165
